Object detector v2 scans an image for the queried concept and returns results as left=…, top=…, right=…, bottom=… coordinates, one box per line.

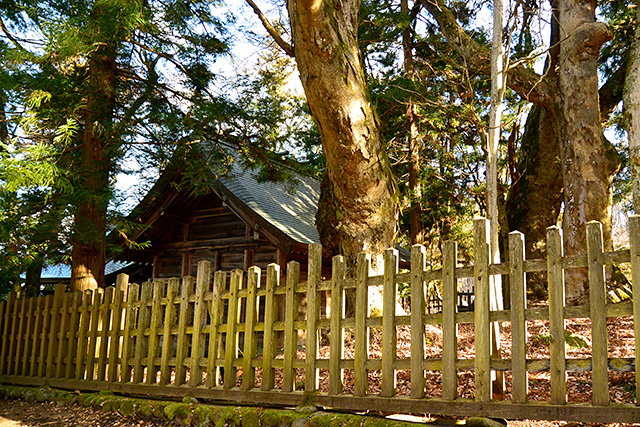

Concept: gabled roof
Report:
left=217, top=162, right=320, bottom=245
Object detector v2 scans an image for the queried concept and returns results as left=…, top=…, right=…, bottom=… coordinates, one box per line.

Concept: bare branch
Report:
left=245, top=0, right=294, bottom=57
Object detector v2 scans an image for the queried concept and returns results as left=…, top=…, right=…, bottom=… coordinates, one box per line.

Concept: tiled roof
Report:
left=219, top=163, right=320, bottom=245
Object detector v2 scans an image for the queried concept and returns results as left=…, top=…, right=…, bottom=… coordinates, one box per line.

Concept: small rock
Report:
left=295, top=405, right=317, bottom=414
left=292, top=417, right=309, bottom=427
left=465, top=417, right=506, bottom=427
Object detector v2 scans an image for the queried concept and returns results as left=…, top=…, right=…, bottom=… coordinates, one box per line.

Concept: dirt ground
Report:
left=0, top=399, right=171, bottom=427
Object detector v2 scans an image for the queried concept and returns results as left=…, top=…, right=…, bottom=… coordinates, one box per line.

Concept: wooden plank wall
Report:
left=1, top=217, right=640, bottom=424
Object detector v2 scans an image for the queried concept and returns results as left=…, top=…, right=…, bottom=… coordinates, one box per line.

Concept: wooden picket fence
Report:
left=1, top=218, right=639, bottom=423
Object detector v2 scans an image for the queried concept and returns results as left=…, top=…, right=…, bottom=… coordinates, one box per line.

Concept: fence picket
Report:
left=74, top=291, right=91, bottom=380
left=473, top=218, right=491, bottom=402
left=13, top=298, right=28, bottom=376
left=147, top=281, right=164, bottom=385
left=587, top=221, right=608, bottom=406
left=306, top=243, right=322, bottom=392
left=354, top=252, right=370, bottom=397
left=242, top=266, right=260, bottom=391
left=547, top=226, right=567, bottom=405
left=410, top=245, right=426, bottom=399
left=282, top=261, right=299, bottom=392
left=107, top=288, right=124, bottom=383
left=29, top=297, right=45, bottom=377
left=175, top=277, right=194, bottom=386
left=442, top=240, right=458, bottom=401
left=21, top=298, right=35, bottom=377
left=85, top=289, right=103, bottom=381
left=329, top=255, right=345, bottom=395
left=6, top=293, right=21, bottom=376
left=46, top=284, right=65, bottom=379
left=382, top=248, right=398, bottom=398
left=0, top=292, right=16, bottom=377
left=206, top=271, right=225, bottom=388
left=224, top=269, right=241, bottom=389
left=261, top=264, right=279, bottom=391
left=120, top=284, right=139, bottom=383
left=65, top=292, right=82, bottom=379
left=190, top=262, right=211, bottom=387
left=509, top=231, right=528, bottom=404
left=96, top=288, right=113, bottom=382
left=160, top=279, right=179, bottom=385
left=629, top=215, right=640, bottom=406
left=54, top=292, right=71, bottom=378
left=133, top=282, right=152, bottom=384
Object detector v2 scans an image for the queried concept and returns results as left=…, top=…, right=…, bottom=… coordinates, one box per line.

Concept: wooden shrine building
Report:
left=113, top=160, right=321, bottom=283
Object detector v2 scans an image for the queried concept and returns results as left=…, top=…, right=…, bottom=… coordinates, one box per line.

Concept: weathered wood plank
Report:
left=190, top=262, right=211, bottom=387
left=46, top=284, right=65, bottom=379
left=96, top=287, right=114, bottom=382
left=282, top=261, right=299, bottom=392
left=261, top=264, right=278, bottom=391
left=329, top=255, right=345, bottom=396
left=13, top=298, right=27, bottom=376
left=354, top=252, right=370, bottom=397
left=410, top=245, right=426, bottom=399
left=224, top=269, right=242, bottom=389
left=160, top=279, right=179, bottom=385
left=509, top=231, right=528, bottom=404
left=0, top=292, right=17, bottom=377
left=242, top=266, right=260, bottom=391
left=146, top=281, right=164, bottom=385
left=382, top=248, right=398, bottom=398
left=0, top=299, right=5, bottom=376
left=20, top=297, right=35, bottom=376
left=442, top=240, right=458, bottom=401
left=133, top=282, right=152, bottom=384
left=473, top=218, right=491, bottom=402
left=306, top=243, right=322, bottom=392
left=85, top=289, right=101, bottom=381
left=65, top=292, right=82, bottom=379
left=120, top=284, right=139, bottom=383
left=547, top=226, right=566, bottom=405
left=587, top=221, right=609, bottom=406
left=206, top=271, right=225, bottom=388
left=175, top=276, right=194, bottom=386
left=74, top=291, right=91, bottom=380
left=107, top=288, right=124, bottom=383
left=629, top=215, right=640, bottom=406
left=54, top=293, right=71, bottom=378
left=29, top=297, right=45, bottom=377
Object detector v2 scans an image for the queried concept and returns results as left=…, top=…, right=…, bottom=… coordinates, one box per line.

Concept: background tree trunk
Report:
left=558, top=0, right=618, bottom=304
left=70, top=27, right=117, bottom=291
left=288, top=0, right=398, bottom=266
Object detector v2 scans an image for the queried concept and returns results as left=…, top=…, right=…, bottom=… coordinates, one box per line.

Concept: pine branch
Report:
left=245, top=0, right=294, bottom=57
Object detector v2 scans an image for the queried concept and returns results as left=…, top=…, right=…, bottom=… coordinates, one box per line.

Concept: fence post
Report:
left=473, top=218, right=491, bottom=402
left=329, top=255, right=345, bottom=395
left=206, top=271, right=225, bottom=388
left=547, top=225, right=566, bottom=405
left=442, top=240, right=458, bottom=401
left=411, top=244, right=426, bottom=399
left=381, top=248, right=398, bottom=398
left=160, top=278, right=179, bottom=385
left=354, top=252, right=370, bottom=397
left=223, top=269, right=242, bottom=389
left=305, top=243, right=322, bottom=392
left=282, top=261, right=300, bottom=392
left=509, top=231, right=528, bottom=403
left=587, top=221, right=609, bottom=406
left=242, top=266, right=260, bottom=391
left=629, top=215, right=640, bottom=406
left=262, top=264, right=279, bottom=391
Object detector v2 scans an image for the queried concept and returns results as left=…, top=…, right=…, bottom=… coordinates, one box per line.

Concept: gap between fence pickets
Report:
left=0, top=216, right=638, bottom=424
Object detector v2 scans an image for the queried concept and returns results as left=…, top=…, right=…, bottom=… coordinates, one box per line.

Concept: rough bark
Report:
left=70, top=19, right=117, bottom=291
left=402, top=0, right=424, bottom=245
left=558, top=0, right=619, bottom=304
left=624, top=3, right=640, bottom=213
left=287, top=0, right=398, bottom=266
left=24, top=259, right=43, bottom=297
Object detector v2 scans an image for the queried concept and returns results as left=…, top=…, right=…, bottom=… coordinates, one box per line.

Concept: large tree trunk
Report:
left=287, top=0, right=398, bottom=266
left=70, top=27, right=117, bottom=291
left=625, top=3, right=640, bottom=213
left=558, top=0, right=619, bottom=304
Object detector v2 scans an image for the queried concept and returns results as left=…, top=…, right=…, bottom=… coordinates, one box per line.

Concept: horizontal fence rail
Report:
left=1, top=217, right=639, bottom=423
